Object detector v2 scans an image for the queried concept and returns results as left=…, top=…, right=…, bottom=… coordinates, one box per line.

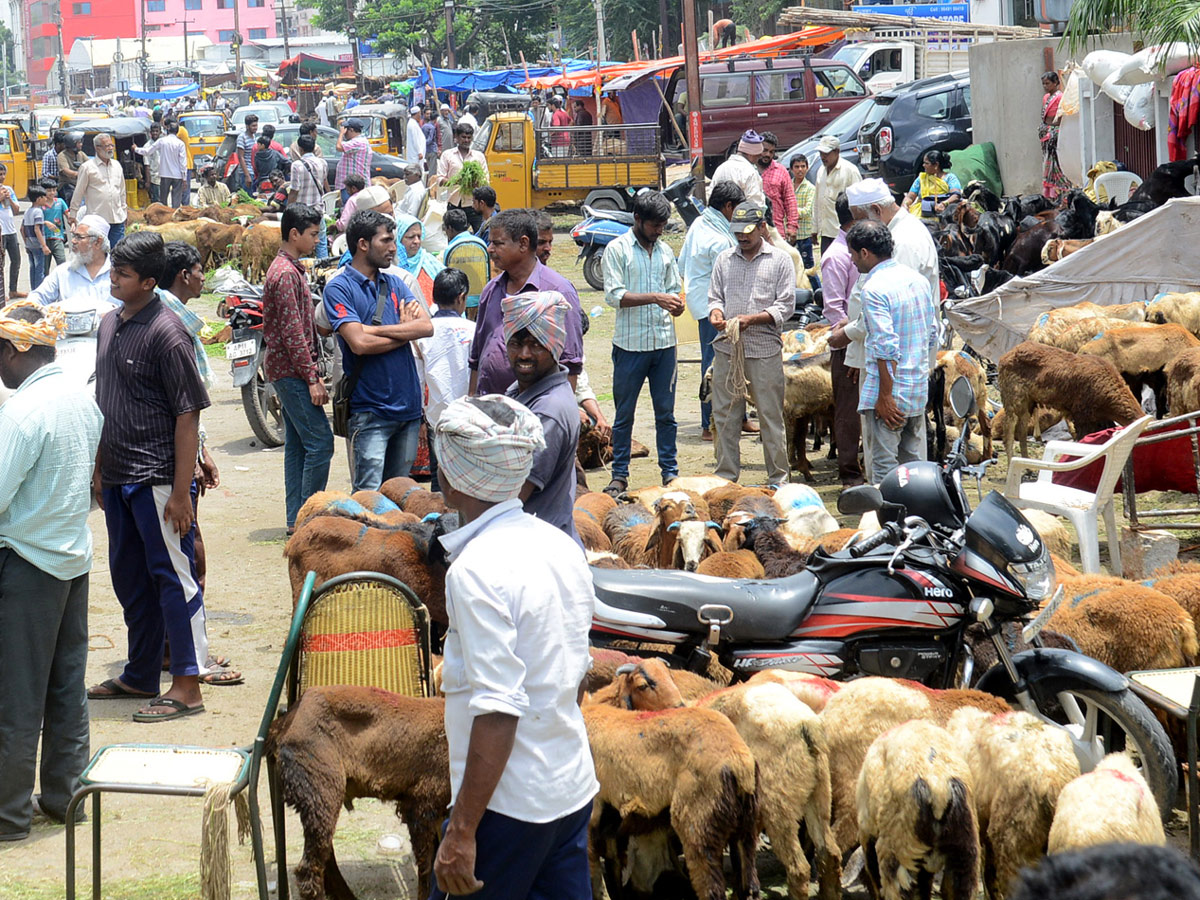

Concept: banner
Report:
left=851, top=3, right=970, bottom=23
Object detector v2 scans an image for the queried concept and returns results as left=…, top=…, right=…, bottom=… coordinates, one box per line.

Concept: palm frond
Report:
left=1065, top=0, right=1200, bottom=58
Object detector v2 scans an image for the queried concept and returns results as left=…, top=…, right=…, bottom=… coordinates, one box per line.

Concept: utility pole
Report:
left=681, top=0, right=703, bottom=201
left=140, top=0, right=148, bottom=91
left=279, top=0, right=290, bottom=59
left=183, top=18, right=189, bottom=68
left=344, top=0, right=362, bottom=92
left=592, top=0, right=606, bottom=64
left=2, top=39, right=8, bottom=113
left=442, top=0, right=455, bottom=68
left=232, top=0, right=242, bottom=84
left=658, top=0, right=668, bottom=56
left=55, top=2, right=66, bottom=104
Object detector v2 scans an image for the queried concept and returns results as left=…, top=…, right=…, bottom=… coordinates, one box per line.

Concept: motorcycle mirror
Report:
left=837, top=485, right=884, bottom=516
left=949, top=375, right=977, bottom=420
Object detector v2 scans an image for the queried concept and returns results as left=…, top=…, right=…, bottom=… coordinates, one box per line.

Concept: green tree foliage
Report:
left=1065, top=0, right=1200, bottom=55
left=559, top=0, right=672, bottom=60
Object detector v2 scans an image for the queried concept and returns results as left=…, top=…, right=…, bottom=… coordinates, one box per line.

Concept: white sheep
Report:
left=857, top=719, right=979, bottom=900
left=946, top=708, right=1080, bottom=900
left=1047, top=753, right=1166, bottom=853
left=774, top=483, right=840, bottom=539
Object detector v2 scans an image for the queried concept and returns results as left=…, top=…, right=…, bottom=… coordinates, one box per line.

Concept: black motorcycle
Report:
left=590, top=377, right=1178, bottom=813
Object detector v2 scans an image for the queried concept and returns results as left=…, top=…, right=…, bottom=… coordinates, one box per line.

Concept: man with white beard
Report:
left=29, top=215, right=115, bottom=309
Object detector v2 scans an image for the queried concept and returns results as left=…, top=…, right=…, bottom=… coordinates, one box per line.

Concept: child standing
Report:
left=0, top=163, right=20, bottom=299
left=414, top=267, right=474, bottom=491
left=41, top=180, right=68, bottom=269
left=21, top=185, right=50, bottom=291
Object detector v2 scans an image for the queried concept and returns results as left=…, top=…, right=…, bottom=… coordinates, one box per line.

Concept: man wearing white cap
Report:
left=406, top=107, right=426, bottom=167
left=29, top=215, right=114, bottom=311
left=843, top=176, right=939, bottom=312
left=430, top=394, right=597, bottom=899
left=814, top=134, right=861, bottom=254
left=711, top=129, right=766, bottom=207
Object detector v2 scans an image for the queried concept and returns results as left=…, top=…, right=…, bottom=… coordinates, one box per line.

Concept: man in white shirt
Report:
left=67, top=134, right=128, bottom=246
left=710, top=129, right=765, bottom=207
left=435, top=122, right=489, bottom=232
left=396, top=164, right=427, bottom=218
left=430, top=393, right=597, bottom=899
left=405, top=107, right=426, bottom=166
left=29, top=215, right=114, bottom=312
left=458, top=102, right=480, bottom=132
left=814, top=133, right=862, bottom=254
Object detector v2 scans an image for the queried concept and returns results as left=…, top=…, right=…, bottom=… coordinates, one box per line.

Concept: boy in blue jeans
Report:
left=41, top=180, right=68, bottom=268
left=20, top=185, right=49, bottom=291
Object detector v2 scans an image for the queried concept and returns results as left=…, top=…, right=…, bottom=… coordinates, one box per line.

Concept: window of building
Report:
left=185, top=0, right=202, bottom=8
left=72, top=2, right=91, bottom=13
left=248, top=28, right=267, bottom=39
left=218, top=29, right=236, bottom=42
left=217, top=0, right=233, bottom=8
left=146, top=0, right=165, bottom=9
left=247, top=0, right=265, bottom=6
left=28, top=1, right=48, bottom=25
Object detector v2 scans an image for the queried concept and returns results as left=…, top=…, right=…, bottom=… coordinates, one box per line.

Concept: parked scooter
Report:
left=590, top=377, right=1178, bottom=815
left=572, top=176, right=704, bottom=291
left=55, top=294, right=120, bottom=393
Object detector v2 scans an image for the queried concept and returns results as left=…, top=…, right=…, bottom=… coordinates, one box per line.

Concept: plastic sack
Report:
left=1115, top=43, right=1198, bottom=86
left=421, top=196, right=447, bottom=255
left=1060, top=66, right=1087, bottom=116
left=1100, top=70, right=1133, bottom=105
left=1082, top=50, right=1132, bottom=86
left=1124, top=82, right=1156, bottom=130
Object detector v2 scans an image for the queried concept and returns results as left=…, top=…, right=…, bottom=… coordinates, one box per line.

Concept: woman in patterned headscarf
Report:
left=394, top=212, right=445, bottom=310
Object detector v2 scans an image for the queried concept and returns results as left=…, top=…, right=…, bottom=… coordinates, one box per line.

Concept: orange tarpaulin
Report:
left=523, top=27, right=845, bottom=91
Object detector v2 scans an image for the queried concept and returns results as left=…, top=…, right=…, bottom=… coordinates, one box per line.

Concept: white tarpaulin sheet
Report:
left=945, top=197, right=1200, bottom=361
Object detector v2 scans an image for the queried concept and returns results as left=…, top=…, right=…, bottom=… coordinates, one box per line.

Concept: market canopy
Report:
left=525, top=27, right=844, bottom=91
left=129, top=82, right=199, bottom=100
left=277, top=53, right=354, bottom=82
left=414, top=61, right=596, bottom=93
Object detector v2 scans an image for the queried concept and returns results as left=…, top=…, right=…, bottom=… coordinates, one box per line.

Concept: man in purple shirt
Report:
left=469, top=209, right=584, bottom=396
left=821, top=191, right=864, bottom=486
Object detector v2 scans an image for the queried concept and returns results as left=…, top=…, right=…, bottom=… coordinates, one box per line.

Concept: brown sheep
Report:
left=574, top=510, right=612, bottom=552
left=1049, top=582, right=1199, bottom=672
left=140, top=202, right=175, bottom=225
left=1146, top=291, right=1200, bottom=335
left=195, top=221, right=245, bottom=270
left=294, top=490, right=420, bottom=531
left=587, top=551, right=630, bottom=569
left=784, top=359, right=834, bottom=482
left=283, top=516, right=449, bottom=622
left=745, top=669, right=842, bottom=713
left=696, top=550, right=766, bottom=579
left=171, top=205, right=203, bottom=221
left=379, top=477, right=449, bottom=519
left=128, top=220, right=207, bottom=246
left=723, top=493, right=785, bottom=550
left=820, top=677, right=1010, bottom=852
left=239, top=221, right=283, bottom=282
left=1165, top=346, right=1200, bottom=415
left=603, top=503, right=657, bottom=568
left=990, top=406, right=1061, bottom=444
left=266, top=686, right=448, bottom=899
left=1078, top=323, right=1200, bottom=415
left=574, top=490, right=616, bottom=523
left=997, top=342, right=1143, bottom=460
left=645, top=490, right=708, bottom=569
left=937, top=350, right=993, bottom=458
left=703, top=483, right=774, bottom=523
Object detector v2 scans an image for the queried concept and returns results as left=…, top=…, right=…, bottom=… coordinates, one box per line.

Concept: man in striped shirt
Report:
left=708, top=202, right=795, bottom=487
left=601, top=190, right=683, bottom=495
left=335, top=118, right=373, bottom=203
left=41, top=133, right=61, bottom=183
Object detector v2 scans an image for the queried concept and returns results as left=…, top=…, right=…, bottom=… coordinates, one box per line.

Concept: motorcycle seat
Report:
left=591, top=567, right=821, bottom=643
left=582, top=205, right=636, bottom=225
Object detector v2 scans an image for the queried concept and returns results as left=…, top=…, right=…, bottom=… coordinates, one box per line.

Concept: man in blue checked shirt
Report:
left=848, top=220, right=938, bottom=483
left=601, top=190, right=683, bottom=495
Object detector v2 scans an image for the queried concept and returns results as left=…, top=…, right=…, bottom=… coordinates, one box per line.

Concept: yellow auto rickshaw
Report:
left=60, top=110, right=110, bottom=131
left=337, top=103, right=407, bottom=155
left=0, top=124, right=33, bottom=199
left=178, top=110, right=227, bottom=173
left=31, top=107, right=70, bottom=142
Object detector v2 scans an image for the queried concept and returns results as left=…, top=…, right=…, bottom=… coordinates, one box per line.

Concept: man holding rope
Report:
left=708, top=201, right=794, bottom=488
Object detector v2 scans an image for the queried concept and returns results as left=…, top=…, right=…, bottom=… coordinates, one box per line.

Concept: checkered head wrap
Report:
left=0, top=300, right=65, bottom=351
left=501, top=290, right=572, bottom=362
left=435, top=395, right=547, bottom=503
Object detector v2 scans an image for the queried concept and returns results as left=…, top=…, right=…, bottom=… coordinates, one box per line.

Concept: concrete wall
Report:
left=968, top=34, right=1134, bottom=194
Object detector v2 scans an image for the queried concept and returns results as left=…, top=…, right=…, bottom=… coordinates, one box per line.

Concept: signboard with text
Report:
left=851, top=3, right=970, bottom=22
left=690, top=110, right=703, bottom=159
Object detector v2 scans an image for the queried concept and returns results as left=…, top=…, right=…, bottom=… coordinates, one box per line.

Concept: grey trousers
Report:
left=712, top=350, right=789, bottom=485
left=0, top=549, right=90, bottom=835
left=861, top=409, right=927, bottom=484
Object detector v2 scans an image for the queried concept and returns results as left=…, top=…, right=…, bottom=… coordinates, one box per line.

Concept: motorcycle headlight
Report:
left=1007, top=544, right=1054, bottom=602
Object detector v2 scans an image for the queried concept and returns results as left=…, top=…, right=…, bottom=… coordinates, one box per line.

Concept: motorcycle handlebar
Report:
left=849, top=522, right=899, bottom=558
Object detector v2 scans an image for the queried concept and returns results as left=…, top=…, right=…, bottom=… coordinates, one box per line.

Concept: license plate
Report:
left=226, top=338, right=257, bottom=359
left=64, top=311, right=95, bottom=335
left=860, top=145, right=873, bottom=164
left=1022, top=585, right=1065, bottom=644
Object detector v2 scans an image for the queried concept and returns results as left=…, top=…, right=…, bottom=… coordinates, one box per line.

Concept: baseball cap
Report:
left=344, top=117, right=365, bottom=132
left=730, top=202, right=766, bottom=234
left=817, top=134, right=840, bottom=154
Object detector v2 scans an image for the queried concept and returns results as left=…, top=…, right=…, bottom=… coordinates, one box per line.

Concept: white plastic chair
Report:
left=1003, top=416, right=1153, bottom=574
left=321, top=190, right=340, bottom=217
left=1094, top=171, right=1143, bottom=204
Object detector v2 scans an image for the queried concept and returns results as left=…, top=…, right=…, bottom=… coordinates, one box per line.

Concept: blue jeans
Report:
left=274, top=377, right=335, bottom=528
left=698, top=316, right=718, bottom=430
left=316, top=225, right=329, bottom=259
left=610, top=344, right=677, bottom=482
left=797, top=237, right=820, bottom=290
left=108, top=222, right=125, bottom=248
left=25, top=248, right=45, bottom=290
left=348, top=411, right=421, bottom=491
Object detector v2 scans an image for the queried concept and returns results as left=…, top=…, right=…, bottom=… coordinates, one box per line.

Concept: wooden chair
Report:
left=271, top=571, right=434, bottom=900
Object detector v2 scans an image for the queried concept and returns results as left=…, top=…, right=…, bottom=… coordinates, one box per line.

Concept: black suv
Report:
left=857, top=71, right=972, bottom=195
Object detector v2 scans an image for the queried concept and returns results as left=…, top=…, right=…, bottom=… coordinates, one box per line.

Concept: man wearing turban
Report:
left=0, top=301, right=103, bottom=841
left=500, top=289, right=582, bottom=543
left=430, top=394, right=598, bottom=899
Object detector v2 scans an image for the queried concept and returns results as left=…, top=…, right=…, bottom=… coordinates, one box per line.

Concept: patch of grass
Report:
left=204, top=342, right=227, bottom=358
left=0, top=872, right=199, bottom=900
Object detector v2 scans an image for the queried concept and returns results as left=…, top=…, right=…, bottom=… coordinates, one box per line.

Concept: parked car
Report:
left=230, top=103, right=298, bottom=128
left=211, top=123, right=408, bottom=190
left=857, top=70, right=972, bottom=195
left=780, top=97, right=875, bottom=182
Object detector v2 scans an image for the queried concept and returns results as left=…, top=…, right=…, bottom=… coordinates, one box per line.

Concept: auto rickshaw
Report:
left=0, top=123, right=33, bottom=198
left=337, top=103, right=407, bottom=155
left=60, top=110, right=110, bottom=131
left=31, top=107, right=70, bottom=142
left=178, top=110, right=228, bottom=174
left=74, top=117, right=153, bottom=208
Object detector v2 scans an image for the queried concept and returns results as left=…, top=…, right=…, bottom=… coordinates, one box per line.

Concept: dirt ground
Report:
left=0, top=226, right=1193, bottom=899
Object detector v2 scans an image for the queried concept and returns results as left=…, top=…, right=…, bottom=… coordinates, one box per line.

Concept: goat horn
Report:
left=705, top=521, right=723, bottom=533
left=667, top=521, right=681, bottom=531
left=422, top=512, right=442, bottom=523
left=614, top=663, right=638, bottom=676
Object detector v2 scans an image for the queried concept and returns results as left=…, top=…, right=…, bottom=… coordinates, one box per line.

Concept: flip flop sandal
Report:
left=200, top=669, right=244, bottom=687
left=163, top=654, right=233, bottom=672
left=132, top=698, right=205, bottom=722
left=87, top=678, right=158, bottom=700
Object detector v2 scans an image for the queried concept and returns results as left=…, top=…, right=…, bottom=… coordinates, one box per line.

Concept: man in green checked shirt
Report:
left=791, top=154, right=820, bottom=290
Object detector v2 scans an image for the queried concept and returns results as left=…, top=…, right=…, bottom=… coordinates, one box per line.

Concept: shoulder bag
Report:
left=331, top=280, right=389, bottom=438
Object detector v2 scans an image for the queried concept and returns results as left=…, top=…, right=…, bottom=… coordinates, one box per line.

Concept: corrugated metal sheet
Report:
left=1112, top=99, right=1158, bottom=180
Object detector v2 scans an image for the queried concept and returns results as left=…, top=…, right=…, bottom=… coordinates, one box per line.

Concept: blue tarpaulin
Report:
left=414, top=61, right=599, bottom=93
left=129, top=82, right=200, bottom=100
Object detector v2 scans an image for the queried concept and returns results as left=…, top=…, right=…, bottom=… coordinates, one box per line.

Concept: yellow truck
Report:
left=473, top=111, right=663, bottom=212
